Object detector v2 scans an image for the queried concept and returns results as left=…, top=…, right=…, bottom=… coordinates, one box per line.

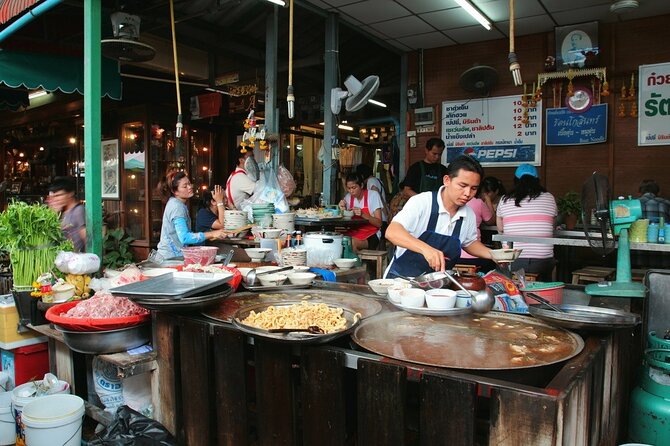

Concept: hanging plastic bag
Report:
left=277, top=164, right=296, bottom=197
left=258, top=167, right=289, bottom=213
left=55, top=251, right=101, bottom=275
left=244, top=154, right=260, bottom=182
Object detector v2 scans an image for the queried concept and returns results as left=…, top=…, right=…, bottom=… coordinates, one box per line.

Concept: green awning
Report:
left=0, top=50, right=122, bottom=100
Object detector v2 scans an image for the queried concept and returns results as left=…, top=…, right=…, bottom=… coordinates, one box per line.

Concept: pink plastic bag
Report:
left=277, top=164, right=296, bottom=197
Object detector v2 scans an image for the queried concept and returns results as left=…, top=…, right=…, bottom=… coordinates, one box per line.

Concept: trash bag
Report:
left=88, top=405, right=176, bottom=446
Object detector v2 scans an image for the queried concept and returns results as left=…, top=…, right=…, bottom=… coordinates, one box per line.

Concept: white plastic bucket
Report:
left=0, top=392, right=14, bottom=446
left=12, top=380, right=70, bottom=446
left=22, top=394, right=84, bottom=446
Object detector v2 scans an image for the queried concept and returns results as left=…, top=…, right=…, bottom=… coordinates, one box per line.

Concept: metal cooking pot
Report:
left=55, top=324, right=151, bottom=354
left=303, top=232, right=343, bottom=266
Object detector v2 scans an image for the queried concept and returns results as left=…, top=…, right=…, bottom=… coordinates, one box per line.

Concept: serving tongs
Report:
left=524, top=292, right=565, bottom=313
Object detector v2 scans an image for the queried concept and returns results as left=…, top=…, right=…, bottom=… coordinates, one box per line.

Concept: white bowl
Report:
left=245, top=248, right=271, bottom=261
left=259, top=228, right=284, bottom=239
left=291, top=265, right=310, bottom=273
left=287, top=272, right=316, bottom=286
left=52, top=283, right=76, bottom=303
left=333, top=258, right=357, bottom=269
left=399, top=288, right=426, bottom=308
left=258, top=274, right=287, bottom=287
left=368, top=279, right=396, bottom=295
left=490, top=248, right=522, bottom=262
left=425, top=289, right=457, bottom=310
left=387, top=283, right=412, bottom=303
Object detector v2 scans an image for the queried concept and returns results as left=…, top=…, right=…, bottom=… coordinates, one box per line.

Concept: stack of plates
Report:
left=251, top=203, right=276, bottom=224
left=224, top=210, right=248, bottom=234
left=281, top=248, right=307, bottom=266
left=272, top=212, right=296, bottom=232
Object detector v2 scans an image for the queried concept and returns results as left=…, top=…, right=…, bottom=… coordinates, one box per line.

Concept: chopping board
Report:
left=202, top=289, right=383, bottom=323
left=352, top=312, right=583, bottom=370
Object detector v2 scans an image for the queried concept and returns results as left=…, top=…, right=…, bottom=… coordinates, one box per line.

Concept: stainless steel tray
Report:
left=110, top=271, right=233, bottom=300
left=528, top=304, right=641, bottom=330
left=387, top=297, right=471, bottom=316
left=129, top=283, right=234, bottom=311
left=232, top=300, right=360, bottom=344
left=240, top=282, right=310, bottom=292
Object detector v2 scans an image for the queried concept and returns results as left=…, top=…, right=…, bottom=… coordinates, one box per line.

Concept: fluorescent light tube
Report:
left=455, top=0, right=491, bottom=30
left=265, top=0, right=286, bottom=6
left=28, top=89, right=48, bottom=99
left=368, top=99, right=387, bottom=108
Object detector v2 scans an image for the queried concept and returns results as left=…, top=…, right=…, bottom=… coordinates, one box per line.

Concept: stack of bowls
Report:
left=272, top=212, right=296, bottom=232
left=224, top=210, right=249, bottom=235
left=251, top=203, right=276, bottom=225
left=281, top=248, right=308, bottom=267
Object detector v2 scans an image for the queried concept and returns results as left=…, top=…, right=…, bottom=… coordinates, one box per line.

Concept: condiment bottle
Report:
left=295, top=231, right=302, bottom=247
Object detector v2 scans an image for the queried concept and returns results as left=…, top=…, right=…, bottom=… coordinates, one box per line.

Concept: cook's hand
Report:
left=212, top=229, right=227, bottom=240
left=212, top=185, right=225, bottom=204
left=421, top=246, right=446, bottom=272
left=353, top=207, right=362, bottom=217
left=339, top=200, right=346, bottom=210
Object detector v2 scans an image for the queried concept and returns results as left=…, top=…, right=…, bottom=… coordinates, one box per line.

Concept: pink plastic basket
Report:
left=520, top=282, right=565, bottom=305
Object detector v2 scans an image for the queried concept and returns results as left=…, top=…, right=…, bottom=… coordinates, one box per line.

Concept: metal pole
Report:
left=265, top=9, right=279, bottom=170
left=322, top=12, right=338, bottom=205
left=84, top=0, right=103, bottom=257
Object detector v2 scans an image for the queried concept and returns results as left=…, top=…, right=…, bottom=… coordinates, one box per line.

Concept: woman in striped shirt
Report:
left=497, top=164, right=557, bottom=281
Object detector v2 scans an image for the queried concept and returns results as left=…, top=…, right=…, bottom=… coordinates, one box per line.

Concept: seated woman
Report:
left=195, top=185, right=226, bottom=232
left=456, top=176, right=505, bottom=272
left=156, top=171, right=226, bottom=260
left=338, top=172, right=383, bottom=253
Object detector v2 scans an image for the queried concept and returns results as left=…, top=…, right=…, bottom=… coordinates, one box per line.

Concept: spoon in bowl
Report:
left=442, top=271, right=495, bottom=313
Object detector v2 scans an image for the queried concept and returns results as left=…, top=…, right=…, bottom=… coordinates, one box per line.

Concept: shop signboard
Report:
left=638, top=62, right=670, bottom=146
left=546, top=104, right=607, bottom=145
left=441, top=95, right=542, bottom=167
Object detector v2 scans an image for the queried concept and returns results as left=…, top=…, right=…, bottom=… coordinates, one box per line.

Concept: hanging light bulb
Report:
left=287, top=85, right=295, bottom=119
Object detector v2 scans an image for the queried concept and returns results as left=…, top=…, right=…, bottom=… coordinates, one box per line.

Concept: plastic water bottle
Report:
left=318, top=193, right=326, bottom=207
left=658, top=217, right=666, bottom=244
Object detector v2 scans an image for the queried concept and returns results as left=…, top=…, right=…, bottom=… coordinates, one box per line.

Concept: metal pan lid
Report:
left=528, top=304, right=641, bottom=330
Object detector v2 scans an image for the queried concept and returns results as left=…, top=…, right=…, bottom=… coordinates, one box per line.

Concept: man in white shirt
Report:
left=385, top=155, right=493, bottom=278
left=225, top=146, right=257, bottom=209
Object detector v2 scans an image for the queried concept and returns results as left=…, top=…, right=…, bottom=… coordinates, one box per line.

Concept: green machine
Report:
left=581, top=173, right=645, bottom=298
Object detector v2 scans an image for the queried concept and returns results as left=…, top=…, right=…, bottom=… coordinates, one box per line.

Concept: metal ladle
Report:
left=442, top=271, right=495, bottom=314
left=245, top=266, right=294, bottom=287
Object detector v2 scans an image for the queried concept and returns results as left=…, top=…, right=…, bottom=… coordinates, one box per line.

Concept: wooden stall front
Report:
left=154, top=308, right=632, bottom=446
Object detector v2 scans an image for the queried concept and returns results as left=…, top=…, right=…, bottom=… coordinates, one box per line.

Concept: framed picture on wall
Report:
left=555, top=21, right=599, bottom=70
left=101, top=139, right=120, bottom=199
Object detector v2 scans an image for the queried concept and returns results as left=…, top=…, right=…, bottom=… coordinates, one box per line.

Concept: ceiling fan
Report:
left=101, top=12, right=156, bottom=62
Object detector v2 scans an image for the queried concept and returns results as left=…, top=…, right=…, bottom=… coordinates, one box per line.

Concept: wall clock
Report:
left=566, top=88, right=593, bottom=113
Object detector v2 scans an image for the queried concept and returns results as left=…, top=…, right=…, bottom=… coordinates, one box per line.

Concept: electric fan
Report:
left=101, top=12, right=156, bottom=62
left=330, top=75, right=380, bottom=115
left=581, top=173, right=645, bottom=297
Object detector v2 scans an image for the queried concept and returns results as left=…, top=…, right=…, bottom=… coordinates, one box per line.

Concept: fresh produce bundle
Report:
left=0, top=201, right=74, bottom=287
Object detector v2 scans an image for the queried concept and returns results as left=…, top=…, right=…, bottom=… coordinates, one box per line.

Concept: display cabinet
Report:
left=118, top=106, right=214, bottom=258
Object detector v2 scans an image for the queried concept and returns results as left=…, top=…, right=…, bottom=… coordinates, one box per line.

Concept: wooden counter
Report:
left=153, top=289, right=632, bottom=445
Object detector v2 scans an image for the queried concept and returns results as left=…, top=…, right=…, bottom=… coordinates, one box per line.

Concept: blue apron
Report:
left=387, top=191, right=463, bottom=278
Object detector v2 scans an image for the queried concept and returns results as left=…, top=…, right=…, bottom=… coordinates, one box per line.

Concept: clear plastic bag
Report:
left=277, top=164, right=296, bottom=197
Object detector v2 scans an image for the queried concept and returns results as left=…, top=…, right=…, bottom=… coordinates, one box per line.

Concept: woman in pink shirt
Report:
left=497, top=164, right=557, bottom=281
left=457, top=177, right=503, bottom=272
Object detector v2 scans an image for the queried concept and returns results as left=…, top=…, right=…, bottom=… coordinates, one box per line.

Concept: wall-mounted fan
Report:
left=102, top=12, right=156, bottom=62
left=330, top=75, right=380, bottom=115
left=581, top=172, right=645, bottom=298
left=459, top=65, right=498, bottom=96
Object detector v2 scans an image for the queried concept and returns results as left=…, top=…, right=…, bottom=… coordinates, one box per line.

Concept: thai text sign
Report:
left=545, top=104, right=607, bottom=145
left=639, top=62, right=670, bottom=146
left=441, top=95, right=542, bottom=167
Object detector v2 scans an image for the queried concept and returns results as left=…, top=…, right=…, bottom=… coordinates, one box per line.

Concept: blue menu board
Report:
left=546, top=104, right=607, bottom=146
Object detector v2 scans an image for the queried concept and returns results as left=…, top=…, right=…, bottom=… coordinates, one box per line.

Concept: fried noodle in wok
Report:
left=240, top=302, right=353, bottom=333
